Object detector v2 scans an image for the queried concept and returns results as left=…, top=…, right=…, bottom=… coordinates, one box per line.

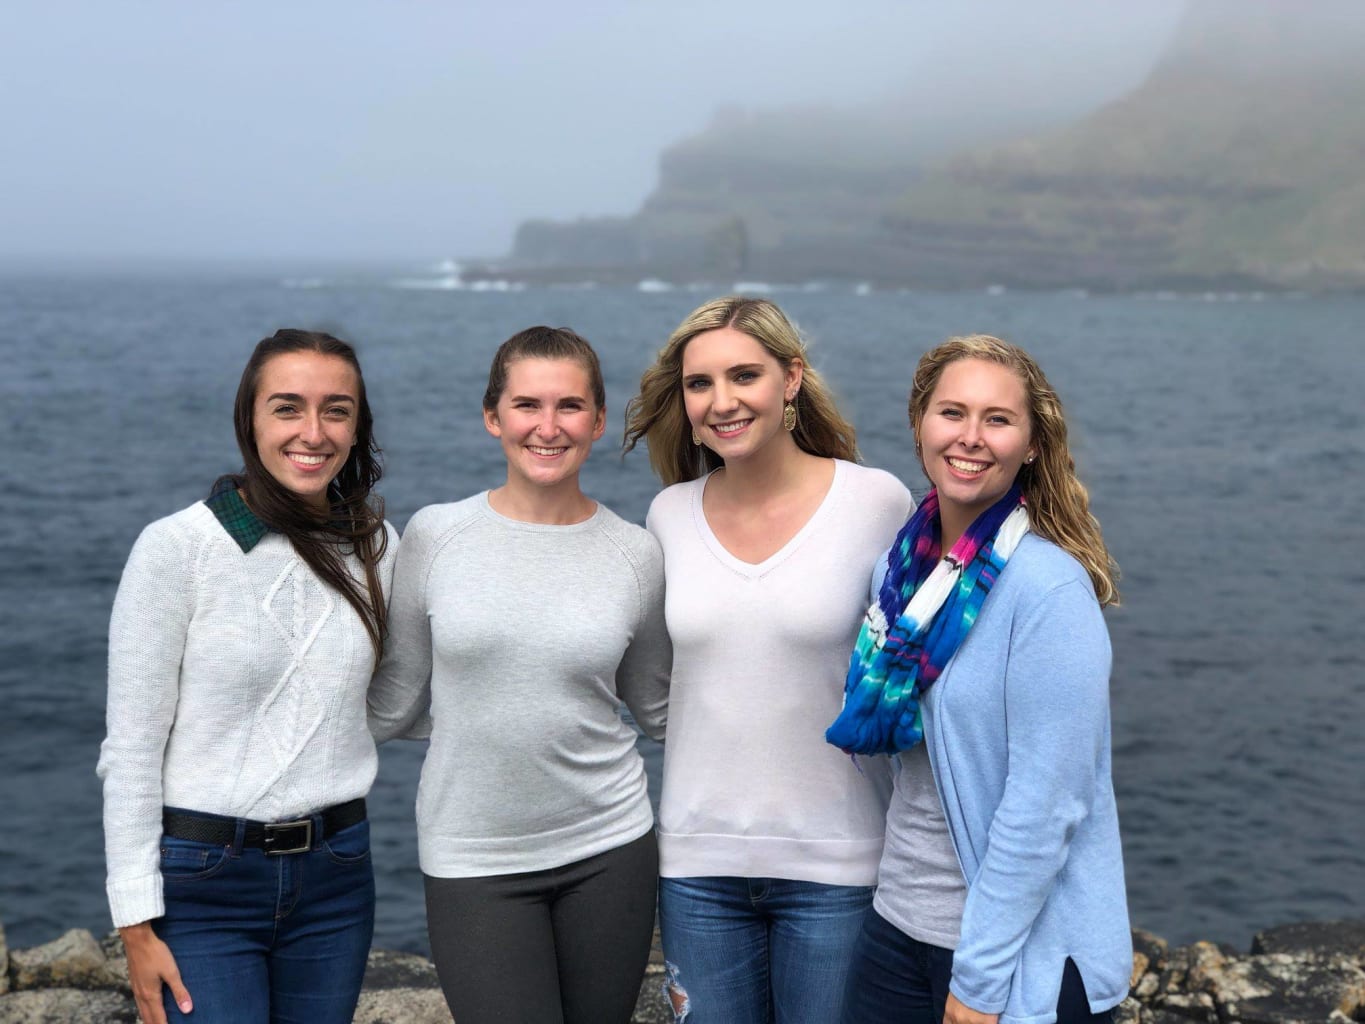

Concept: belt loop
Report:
left=232, top=817, right=247, bottom=856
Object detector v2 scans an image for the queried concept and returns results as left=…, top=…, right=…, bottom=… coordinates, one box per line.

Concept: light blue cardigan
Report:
left=878, top=534, right=1131, bottom=1023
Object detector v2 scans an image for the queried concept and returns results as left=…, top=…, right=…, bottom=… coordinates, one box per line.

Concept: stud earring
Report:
left=692, top=430, right=702, bottom=446
left=1025, top=453, right=1036, bottom=464
left=783, top=401, right=797, bottom=432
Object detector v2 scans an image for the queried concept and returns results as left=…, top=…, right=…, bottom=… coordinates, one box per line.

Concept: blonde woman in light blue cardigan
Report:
left=837, top=336, right=1129, bottom=1024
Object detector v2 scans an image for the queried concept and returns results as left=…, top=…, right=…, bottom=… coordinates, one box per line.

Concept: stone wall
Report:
left=2, top=918, right=1362, bottom=1023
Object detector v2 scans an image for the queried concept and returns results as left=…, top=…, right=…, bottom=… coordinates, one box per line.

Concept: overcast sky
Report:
left=0, top=1, right=1185, bottom=268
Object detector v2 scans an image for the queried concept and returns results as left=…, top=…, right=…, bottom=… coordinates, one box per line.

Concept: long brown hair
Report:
left=908, top=334, right=1119, bottom=606
left=218, top=329, right=390, bottom=662
left=623, top=296, right=858, bottom=484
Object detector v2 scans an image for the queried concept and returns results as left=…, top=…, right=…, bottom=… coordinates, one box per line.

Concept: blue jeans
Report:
left=840, top=908, right=1115, bottom=1024
left=658, top=875, right=873, bottom=1024
left=152, top=813, right=375, bottom=1024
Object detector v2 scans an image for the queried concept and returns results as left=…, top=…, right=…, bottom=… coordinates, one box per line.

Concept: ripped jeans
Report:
left=658, top=876, right=873, bottom=1024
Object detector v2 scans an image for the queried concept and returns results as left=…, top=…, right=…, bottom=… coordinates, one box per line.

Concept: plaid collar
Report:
left=206, top=477, right=269, bottom=553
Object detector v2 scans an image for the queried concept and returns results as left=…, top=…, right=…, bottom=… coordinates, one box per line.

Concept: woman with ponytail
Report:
left=830, top=335, right=1129, bottom=1024
left=98, top=330, right=397, bottom=1024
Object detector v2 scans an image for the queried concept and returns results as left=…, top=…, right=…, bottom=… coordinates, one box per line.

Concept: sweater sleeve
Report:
left=367, top=511, right=436, bottom=742
left=949, top=578, right=1113, bottom=1014
left=96, top=520, right=197, bottom=929
left=615, top=533, right=671, bottom=741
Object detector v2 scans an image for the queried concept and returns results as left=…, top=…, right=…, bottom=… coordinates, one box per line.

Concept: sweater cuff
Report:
left=950, top=975, right=1010, bottom=1017
left=107, top=874, right=165, bottom=930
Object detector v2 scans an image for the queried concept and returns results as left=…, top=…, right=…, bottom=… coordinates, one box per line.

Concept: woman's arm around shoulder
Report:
left=367, top=505, right=448, bottom=743
left=613, top=524, right=671, bottom=741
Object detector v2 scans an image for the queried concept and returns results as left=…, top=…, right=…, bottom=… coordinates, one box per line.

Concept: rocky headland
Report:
left=488, top=0, right=1365, bottom=293
left=3, top=918, right=1364, bottom=1023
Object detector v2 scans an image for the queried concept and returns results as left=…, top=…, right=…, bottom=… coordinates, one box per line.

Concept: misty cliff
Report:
left=499, top=0, right=1365, bottom=291
left=879, top=0, right=1365, bottom=290
left=507, top=97, right=1052, bottom=283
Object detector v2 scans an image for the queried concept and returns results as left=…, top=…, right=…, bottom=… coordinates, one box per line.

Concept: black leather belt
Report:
left=161, top=798, right=366, bottom=856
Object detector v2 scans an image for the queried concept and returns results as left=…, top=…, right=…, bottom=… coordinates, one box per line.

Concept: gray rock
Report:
left=1132, top=928, right=1169, bottom=969
left=0, top=988, right=137, bottom=1023
left=1131, top=928, right=1169, bottom=992
left=0, top=921, right=7, bottom=995
left=1152, top=990, right=1218, bottom=1022
left=1134, top=971, right=1161, bottom=1000
left=7, top=929, right=119, bottom=992
left=352, top=950, right=451, bottom=1024
left=1251, top=920, right=1365, bottom=960
left=1189, top=951, right=1365, bottom=1024
left=98, top=932, right=123, bottom=962
left=631, top=962, right=671, bottom=1023
left=360, top=949, right=443, bottom=991
left=1113, top=995, right=1142, bottom=1024
left=1157, top=942, right=1222, bottom=996
left=1141, top=1009, right=1215, bottom=1024
left=352, top=987, right=453, bottom=1024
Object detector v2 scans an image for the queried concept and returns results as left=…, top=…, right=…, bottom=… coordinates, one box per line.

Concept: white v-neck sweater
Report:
left=97, top=500, right=398, bottom=928
left=646, top=459, right=913, bottom=885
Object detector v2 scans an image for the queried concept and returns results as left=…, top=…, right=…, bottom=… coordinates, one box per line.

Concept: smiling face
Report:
left=680, top=326, right=802, bottom=465
left=484, top=356, right=606, bottom=494
left=917, top=357, right=1034, bottom=542
left=251, top=351, right=360, bottom=511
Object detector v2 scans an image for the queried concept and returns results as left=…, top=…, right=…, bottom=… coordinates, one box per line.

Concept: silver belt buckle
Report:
left=263, top=818, right=313, bottom=855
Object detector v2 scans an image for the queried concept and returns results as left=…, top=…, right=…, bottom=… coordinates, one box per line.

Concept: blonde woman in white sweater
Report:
left=98, top=330, right=397, bottom=1024
left=624, top=297, right=912, bottom=1024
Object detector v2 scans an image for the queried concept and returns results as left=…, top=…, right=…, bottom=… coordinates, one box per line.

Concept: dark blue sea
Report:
left=2, top=271, right=1363, bottom=956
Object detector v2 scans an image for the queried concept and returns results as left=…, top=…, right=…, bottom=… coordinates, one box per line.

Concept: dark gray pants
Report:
left=424, top=828, right=658, bottom=1024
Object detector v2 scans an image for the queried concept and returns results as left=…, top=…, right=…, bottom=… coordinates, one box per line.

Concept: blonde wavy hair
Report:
left=909, top=335, right=1120, bottom=606
left=624, top=296, right=859, bottom=485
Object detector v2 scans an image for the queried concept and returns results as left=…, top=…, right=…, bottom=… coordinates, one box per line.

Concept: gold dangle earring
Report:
left=783, top=398, right=797, bottom=432
left=692, top=430, right=702, bottom=446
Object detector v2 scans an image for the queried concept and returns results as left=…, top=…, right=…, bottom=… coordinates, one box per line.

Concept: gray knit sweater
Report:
left=367, top=493, right=670, bottom=878
left=98, top=499, right=398, bottom=928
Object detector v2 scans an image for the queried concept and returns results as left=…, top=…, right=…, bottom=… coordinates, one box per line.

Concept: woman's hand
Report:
left=944, top=991, right=998, bottom=1024
left=119, top=922, right=192, bottom=1023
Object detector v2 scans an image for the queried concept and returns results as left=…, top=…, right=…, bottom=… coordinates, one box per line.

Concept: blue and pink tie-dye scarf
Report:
left=825, top=484, right=1029, bottom=756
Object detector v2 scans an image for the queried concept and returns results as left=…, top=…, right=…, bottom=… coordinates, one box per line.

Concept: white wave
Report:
left=637, top=278, right=674, bottom=292
left=389, top=276, right=464, bottom=290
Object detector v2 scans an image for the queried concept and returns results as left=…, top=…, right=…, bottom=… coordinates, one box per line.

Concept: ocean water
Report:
left=2, top=272, right=1362, bottom=956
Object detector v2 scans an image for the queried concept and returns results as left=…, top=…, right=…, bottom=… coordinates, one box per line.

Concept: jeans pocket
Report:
left=323, top=819, right=371, bottom=866
left=160, top=837, right=231, bottom=883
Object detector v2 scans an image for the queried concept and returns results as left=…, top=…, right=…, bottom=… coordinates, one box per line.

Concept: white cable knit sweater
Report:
left=97, top=497, right=397, bottom=928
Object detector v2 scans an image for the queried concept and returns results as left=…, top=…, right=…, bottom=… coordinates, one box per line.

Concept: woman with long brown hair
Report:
left=98, top=329, right=396, bottom=1024
left=830, top=335, right=1129, bottom=1024
left=625, top=296, right=912, bottom=1023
